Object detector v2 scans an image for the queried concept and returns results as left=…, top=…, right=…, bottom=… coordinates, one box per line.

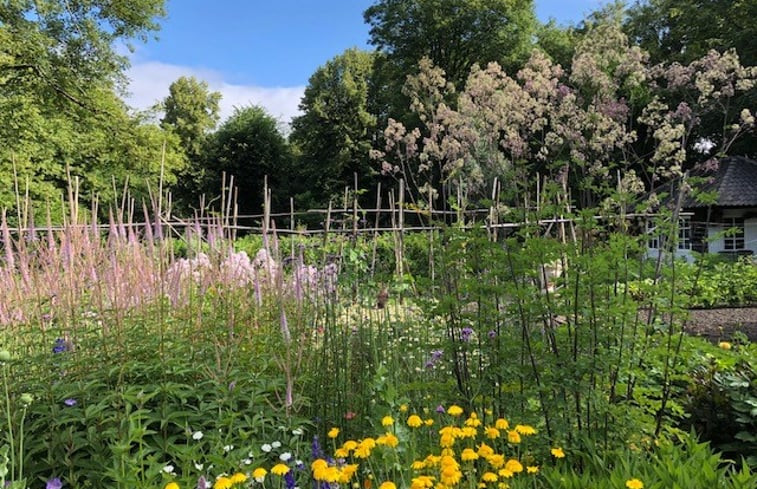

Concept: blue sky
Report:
left=126, top=1, right=604, bottom=124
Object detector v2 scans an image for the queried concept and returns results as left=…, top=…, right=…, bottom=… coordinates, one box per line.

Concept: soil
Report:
left=684, top=307, right=757, bottom=342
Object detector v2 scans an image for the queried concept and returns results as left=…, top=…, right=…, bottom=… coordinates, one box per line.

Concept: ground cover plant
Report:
left=0, top=194, right=755, bottom=488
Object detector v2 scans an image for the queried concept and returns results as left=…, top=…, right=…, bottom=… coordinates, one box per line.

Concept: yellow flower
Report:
left=164, top=483, right=179, bottom=489
left=340, top=464, right=359, bottom=483
left=485, top=426, right=500, bottom=439
left=461, top=448, right=479, bottom=461
left=504, top=459, right=523, bottom=473
left=526, top=466, right=539, bottom=474
left=411, top=460, right=426, bottom=470
left=334, top=447, right=349, bottom=458
left=461, top=426, right=477, bottom=438
left=377, top=432, right=399, bottom=447
left=411, top=475, right=435, bottom=489
left=252, top=467, right=268, bottom=481
left=494, top=418, right=509, bottom=430
left=482, top=472, right=498, bottom=483
left=551, top=447, right=565, bottom=459
left=272, top=464, right=290, bottom=476
left=477, top=442, right=495, bottom=457
left=230, top=472, right=248, bottom=483
left=213, top=477, right=232, bottom=489
left=514, top=424, right=536, bottom=435
left=379, top=482, right=397, bottom=489
left=382, top=416, right=394, bottom=426
left=447, top=405, right=464, bottom=416
left=465, top=412, right=482, bottom=427
left=424, top=418, right=434, bottom=427
left=497, top=469, right=514, bottom=479
left=312, top=459, right=328, bottom=472
left=507, top=430, right=521, bottom=444
left=719, top=341, right=732, bottom=350
left=400, top=404, right=409, bottom=412
left=407, top=414, right=423, bottom=428
left=487, top=454, right=505, bottom=469
left=328, top=427, right=340, bottom=438
left=343, top=440, right=358, bottom=451
left=626, top=479, right=644, bottom=489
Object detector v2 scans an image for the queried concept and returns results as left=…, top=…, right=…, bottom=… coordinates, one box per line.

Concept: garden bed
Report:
left=684, top=307, right=757, bottom=342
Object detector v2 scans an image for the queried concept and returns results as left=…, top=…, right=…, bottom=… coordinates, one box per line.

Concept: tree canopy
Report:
left=290, top=48, right=379, bottom=207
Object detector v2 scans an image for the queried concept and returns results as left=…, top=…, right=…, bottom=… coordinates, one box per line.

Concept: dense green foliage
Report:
left=201, top=106, right=293, bottom=215
left=290, top=49, right=379, bottom=207
left=0, top=0, right=184, bottom=218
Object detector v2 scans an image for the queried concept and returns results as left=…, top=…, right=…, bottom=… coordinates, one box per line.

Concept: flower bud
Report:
left=0, top=350, right=11, bottom=362
left=20, top=393, right=33, bottom=406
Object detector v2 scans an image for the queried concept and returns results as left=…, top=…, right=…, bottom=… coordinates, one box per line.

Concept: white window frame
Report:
left=723, top=217, right=745, bottom=251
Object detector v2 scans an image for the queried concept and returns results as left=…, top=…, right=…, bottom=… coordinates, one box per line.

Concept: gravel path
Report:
left=684, top=307, right=757, bottom=342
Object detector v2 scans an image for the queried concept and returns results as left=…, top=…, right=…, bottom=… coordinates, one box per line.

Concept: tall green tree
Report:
left=202, top=106, right=292, bottom=216
left=161, top=76, right=221, bottom=210
left=290, top=48, right=378, bottom=207
left=0, top=0, right=176, bottom=219
left=625, top=0, right=756, bottom=66
left=364, top=0, right=537, bottom=88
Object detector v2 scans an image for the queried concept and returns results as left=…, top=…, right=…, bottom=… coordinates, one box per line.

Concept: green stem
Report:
left=2, top=367, right=15, bottom=481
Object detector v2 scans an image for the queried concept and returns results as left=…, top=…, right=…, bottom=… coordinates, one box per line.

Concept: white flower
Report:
left=162, top=464, right=175, bottom=474
left=242, top=458, right=253, bottom=465
left=223, top=444, right=234, bottom=452
left=192, top=431, right=204, bottom=440
left=291, top=428, right=304, bottom=436
left=271, top=441, right=282, bottom=449
left=279, top=452, right=292, bottom=462
left=194, top=463, right=204, bottom=471
left=261, top=443, right=272, bottom=453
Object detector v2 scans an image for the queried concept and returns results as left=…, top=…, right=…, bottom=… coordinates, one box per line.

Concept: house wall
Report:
left=707, top=208, right=757, bottom=256
left=646, top=207, right=757, bottom=260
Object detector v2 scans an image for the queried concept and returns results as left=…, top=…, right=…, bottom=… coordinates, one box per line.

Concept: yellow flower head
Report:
left=487, top=454, right=505, bottom=469
left=504, top=459, right=523, bottom=473
left=494, top=418, right=509, bottom=430
left=626, top=479, right=644, bottom=489
left=382, top=416, right=395, bottom=426
left=343, top=440, right=358, bottom=451
left=551, top=447, right=565, bottom=459
left=498, top=469, right=514, bottom=479
left=411, top=475, right=435, bottom=489
left=507, top=430, right=521, bottom=444
left=411, top=460, right=426, bottom=470
left=213, top=477, right=232, bottom=489
left=719, top=341, right=732, bottom=350
left=447, top=405, right=464, bottom=416
left=164, top=483, right=179, bottom=489
left=465, top=412, right=482, bottom=427
left=379, top=481, right=397, bottom=489
left=514, top=424, right=536, bottom=435
left=334, top=447, right=350, bottom=458
left=377, top=432, right=399, bottom=448
left=424, top=418, right=434, bottom=427
left=328, top=427, right=340, bottom=439
left=482, top=472, right=498, bottom=483
left=407, top=414, right=423, bottom=428
left=272, top=464, right=291, bottom=476
left=230, top=472, right=248, bottom=483
left=477, top=442, right=495, bottom=458
left=400, top=404, right=409, bottom=412
left=340, top=464, right=359, bottom=482
left=461, top=448, right=479, bottom=461
left=252, top=467, right=268, bottom=480
left=485, top=427, right=500, bottom=439
left=312, top=459, right=328, bottom=472
left=526, top=466, right=539, bottom=474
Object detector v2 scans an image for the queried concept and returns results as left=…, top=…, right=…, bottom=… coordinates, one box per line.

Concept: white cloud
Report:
left=124, top=61, right=305, bottom=127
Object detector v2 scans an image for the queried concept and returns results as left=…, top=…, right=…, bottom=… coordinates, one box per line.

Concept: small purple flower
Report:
left=311, top=435, right=323, bottom=459
left=52, top=338, right=67, bottom=354
left=436, top=404, right=445, bottom=414
left=461, top=327, right=474, bottom=342
left=196, top=476, right=209, bottom=489
left=46, top=478, right=63, bottom=489
left=63, top=399, right=77, bottom=407
left=228, top=381, right=236, bottom=392
left=488, top=330, right=497, bottom=339
left=284, top=471, right=296, bottom=489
